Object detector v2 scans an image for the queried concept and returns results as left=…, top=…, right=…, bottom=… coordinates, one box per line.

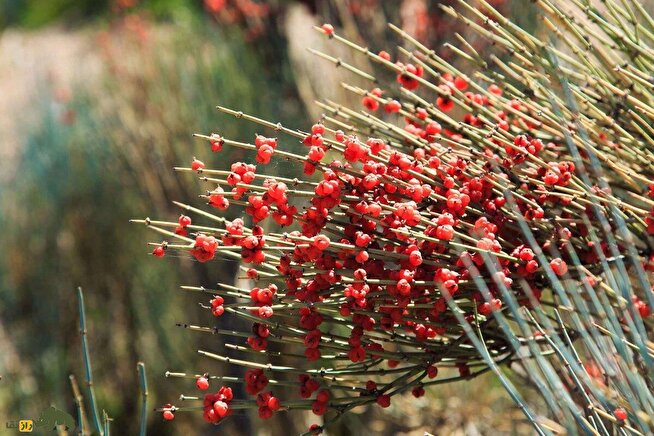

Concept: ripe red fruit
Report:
left=321, top=23, right=334, bottom=36
left=408, top=250, right=423, bottom=266
left=258, top=306, right=274, bottom=318
left=211, top=136, right=224, bottom=152
left=436, top=96, right=455, bottom=112
left=311, top=400, right=327, bottom=416
left=376, top=394, right=391, bottom=408
left=613, top=407, right=627, bottom=421
left=525, top=260, right=539, bottom=273
left=268, top=396, right=281, bottom=411
left=213, top=400, right=229, bottom=417
left=550, top=258, right=568, bottom=276
left=313, top=234, right=330, bottom=250
left=478, top=302, right=492, bottom=316
left=196, top=376, right=210, bottom=390
left=436, top=225, right=454, bottom=241
left=311, top=123, right=325, bottom=135
left=488, top=84, right=503, bottom=95
left=384, top=100, right=401, bottom=113
left=454, top=76, right=468, bottom=90
left=152, top=245, right=165, bottom=257
left=316, top=389, right=330, bottom=403
left=178, top=215, right=192, bottom=227
left=637, top=301, right=651, bottom=317
left=355, top=250, right=369, bottom=263
left=212, top=305, right=225, bottom=317
left=397, top=63, right=423, bottom=90
left=191, top=159, right=205, bottom=171
left=378, top=50, right=391, bottom=61
left=256, top=145, right=274, bottom=164
left=162, top=405, right=175, bottom=421
left=211, top=296, right=224, bottom=307
left=412, top=386, right=425, bottom=398
left=362, top=95, right=379, bottom=111
left=543, top=170, right=559, bottom=185
left=258, top=406, right=273, bottom=419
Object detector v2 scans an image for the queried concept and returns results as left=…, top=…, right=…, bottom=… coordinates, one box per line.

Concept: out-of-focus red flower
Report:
left=205, top=0, right=227, bottom=14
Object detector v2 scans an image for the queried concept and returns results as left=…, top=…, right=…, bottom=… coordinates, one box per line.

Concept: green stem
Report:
left=77, top=287, right=103, bottom=435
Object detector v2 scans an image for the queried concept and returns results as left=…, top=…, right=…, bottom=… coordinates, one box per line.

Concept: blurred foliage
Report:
left=0, top=0, right=203, bottom=29
left=0, top=12, right=306, bottom=434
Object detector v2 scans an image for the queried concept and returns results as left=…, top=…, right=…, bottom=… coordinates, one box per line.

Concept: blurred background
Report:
left=0, top=0, right=539, bottom=434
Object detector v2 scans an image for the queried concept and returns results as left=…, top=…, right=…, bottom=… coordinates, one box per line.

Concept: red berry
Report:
left=213, top=400, right=229, bottom=417
left=376, top=394, right=391, bottom=408
left=453, top=76, right=468, bottom=91
left=178, top=215, right=192, bottom=227
left=268, top=396, right=281, bottom=411
left=162, top=409, right=175, bottom=421
left=478, top=302, right=492, bottom=316
left=211, top=136, right=224, bottom=152
left=488, top=84, right=502, bottom=95
left=191, top=159, right=205, bottom=171
left=362, top=95, right=379, bottom=111
left=436, top=225, right=454, bottom=241
left=321, top=23, right=334, bottom=36
left=355, top=250, right=369, bottom=263
left=313, top=234, right=330, bottom=250
left=543, top=170, right=559, bottom=185
left=196, top=376, right=210, bottom=390
left=311, top=400, right=327, bottom=416
left=211, top=296, right=224, bottom=307
left=384, top=100, right=401, bottom=113
left=550, top=258, right=568, bottom=276
left=316, top=389, right=330, bottom=403
left=436, top=96, right=455, bottom=112
left=408, top=250, right=423, bottom=266
left=311, top=123, right=325, bottom=135
left=638, top=301, right=651, bottom=317
left=153, top=245, right=165, bottom=257
left=258, top=306, right=273, bottom=318
left=614, top=407, right=627, bottom=421
left=412, top=386, right=425, bottom=398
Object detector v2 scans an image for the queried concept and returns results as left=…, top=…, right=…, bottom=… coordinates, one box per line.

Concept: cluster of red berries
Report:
left=247, top=322, right=269, bottom=351
left=190, top=233, right=218, bottom=262
left=256, top=391, right=282, bottom=419
left=210, top=295, right=224, bottom=317
left=298, top=374, right=320, bottom=398
left=632, top=295, right=651, bottom=317
left=249, top=283, right=276, bottom=318
left=362, top=87, right=383, bottom=111
left=245, top=368, right=269, bottom=394
left=202, top=386, right=233, bottom=424
left=175, top=214, right=192, bottom=236
left=255, top=134, right=277, bottom=164
left=153, top=22, right=654, bottom=428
